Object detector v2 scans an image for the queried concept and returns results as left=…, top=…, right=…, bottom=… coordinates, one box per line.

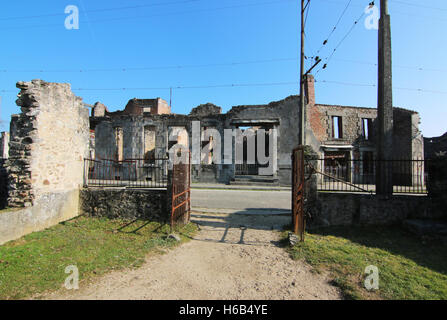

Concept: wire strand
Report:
left=315, top=0, right=352, bottom=55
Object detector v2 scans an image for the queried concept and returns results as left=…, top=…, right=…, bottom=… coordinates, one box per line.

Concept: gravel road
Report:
left=45, top=211, right=340, bottom=300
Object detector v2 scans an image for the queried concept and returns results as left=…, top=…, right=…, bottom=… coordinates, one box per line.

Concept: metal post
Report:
left=299, top=0, right=306, bottom=146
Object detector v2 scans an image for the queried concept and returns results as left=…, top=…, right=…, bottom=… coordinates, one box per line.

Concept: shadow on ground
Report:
left=308, top=224, right=447, bottom=276
left=186, top=208, right=291, bottom=247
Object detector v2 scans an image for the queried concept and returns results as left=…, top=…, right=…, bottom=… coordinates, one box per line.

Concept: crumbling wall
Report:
left=189, top=103, right=222, bottom=116
left=309, top=104, right=377, bottom=145
left=424, top=132, right=447, bottom=159
left=7, top=80, right=89, bottom=207
left=1, top=80, right=90, bottom=244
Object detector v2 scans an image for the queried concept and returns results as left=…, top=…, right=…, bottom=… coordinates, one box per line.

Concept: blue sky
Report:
left=0, top=0, right=446, bottom=137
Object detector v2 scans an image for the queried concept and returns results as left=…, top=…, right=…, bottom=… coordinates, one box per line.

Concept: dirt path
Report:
left=45, top=212, right=341, bottom=300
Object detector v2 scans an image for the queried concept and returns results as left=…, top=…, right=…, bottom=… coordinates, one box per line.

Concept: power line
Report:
left=315, top=79, right=447, bottom=94
left=1, top=55, right=444, bottom=74
left=314, top=0, right=353, bottom=56
left=314, top=4, right=368, bottom=77
left=304, top=0, right=311, bottom=27
left=0, top=0, right=202, bottom=21
left=321, top=0, right=447, bottom=23
left=0, top=57, right=297, bottom=73
left=0, top=0, right=295, bottom=31
left=1, top=79, right=445, bottom=95
left=389, top=0, right=447, bottom=12
left=325, top=10, right=366, bottom=63
left=331, top=57, right=447, bottom=73
left=0, top=81, right=299, bottom=93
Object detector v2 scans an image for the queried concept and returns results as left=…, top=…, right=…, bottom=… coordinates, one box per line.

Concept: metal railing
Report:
left=84, top=158, right=169, bottom=188
left=316, top=158, right=428, bottom=194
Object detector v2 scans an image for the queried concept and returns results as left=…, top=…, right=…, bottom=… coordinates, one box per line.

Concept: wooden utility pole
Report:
left=376, top=0, right=394, bottom=196
left=299, top=0, right=306, bottom=146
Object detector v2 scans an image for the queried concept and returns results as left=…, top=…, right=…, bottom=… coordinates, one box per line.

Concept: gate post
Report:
left=304, top=147, right=319, bottom=226
left=292, top=146, right=305, bottom=240
left=292, top=146, right=319, bottom=241
left=169, top=150, right=191, bottom=231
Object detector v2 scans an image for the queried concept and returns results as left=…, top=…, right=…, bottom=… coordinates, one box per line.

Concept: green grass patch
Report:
left=0, top=216, right=197, bottom=299
left=286, top=226, right=447, bottom=300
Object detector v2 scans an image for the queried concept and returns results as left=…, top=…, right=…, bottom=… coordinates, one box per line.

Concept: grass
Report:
left=0, top=216, right=197, bottom=300
left=286, top=225, right=447, bottom=300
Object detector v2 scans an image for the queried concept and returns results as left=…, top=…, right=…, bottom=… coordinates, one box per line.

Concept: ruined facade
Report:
left=90, top=75, right=423, bottom=186
left=424, top=132, right=447, bottom=159
left=305, top=75, right=423, bottom=161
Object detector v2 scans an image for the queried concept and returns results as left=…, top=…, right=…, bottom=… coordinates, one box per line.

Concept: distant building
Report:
left=89, top=75, right=423, bottom=186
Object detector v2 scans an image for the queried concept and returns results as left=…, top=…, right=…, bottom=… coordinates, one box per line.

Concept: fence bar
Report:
left=316, top=158, right=428, bottom=195
left=84, top=157, right=169, bottom=189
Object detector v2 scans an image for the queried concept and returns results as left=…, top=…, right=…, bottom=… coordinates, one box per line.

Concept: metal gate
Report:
left=292, top=147, right=305, bottom=241
left=170, top=151, right=191, bottom=230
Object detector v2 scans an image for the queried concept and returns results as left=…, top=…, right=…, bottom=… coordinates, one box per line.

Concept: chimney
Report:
left=305, top=74, right=315, bottom=106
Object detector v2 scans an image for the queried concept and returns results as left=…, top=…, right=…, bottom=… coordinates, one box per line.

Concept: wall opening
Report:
left=332, top=116, right=343, bottom=139
left=362, top=118, right=373, bottom=140
left=143, top=125, right=156, bottom=162
left=114, top=127, right=123, bottom=161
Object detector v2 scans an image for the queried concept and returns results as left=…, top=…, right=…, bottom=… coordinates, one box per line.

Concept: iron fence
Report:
left=316, top=158, right=428, bottom=194
left=84, top=157, right=169, bottom=188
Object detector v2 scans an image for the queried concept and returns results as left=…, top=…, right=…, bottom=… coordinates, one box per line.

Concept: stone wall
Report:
left=80, top=188, right=169, bottom=222
left=0, top=190, right=80, bottom=245
left=7, top=80, right=90, bottom=207
left=0, top=80, right=90, bottom=244
left=308, top=193, right=444, bottom=228
left=425, top=132, right=447, bottom=159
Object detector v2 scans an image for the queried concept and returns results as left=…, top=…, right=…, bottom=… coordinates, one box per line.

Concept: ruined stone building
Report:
left=424, top=132, right=447, bottom=159
left=89, top=75, right=424, bottom=186
left=0, top=79, right=433, bottom=245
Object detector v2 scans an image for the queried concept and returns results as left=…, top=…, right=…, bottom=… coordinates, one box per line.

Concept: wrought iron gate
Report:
left=292, top=147, right=305, bottom=241
left=170, top=152, right=191, bottom=230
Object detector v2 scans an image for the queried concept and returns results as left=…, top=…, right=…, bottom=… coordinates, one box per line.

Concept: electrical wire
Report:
left=0, top=0, right=296, bottom=31
left=0, top=57, right=297, bottom=73
left=315, top=0, right=353, bottom=56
